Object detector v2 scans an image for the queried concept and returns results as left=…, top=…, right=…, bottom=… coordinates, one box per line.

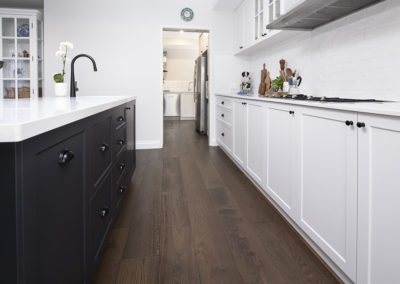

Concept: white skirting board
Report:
left=136, top=140, right=163, bottom=149
left=217, top=145, right=354, bottom=284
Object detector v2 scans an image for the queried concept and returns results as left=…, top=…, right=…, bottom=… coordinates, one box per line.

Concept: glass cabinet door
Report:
left=37, top=19, right=43, bottom=97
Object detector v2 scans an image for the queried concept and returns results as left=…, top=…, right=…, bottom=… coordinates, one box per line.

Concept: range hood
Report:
left=267, top=0, right=385, bottom=30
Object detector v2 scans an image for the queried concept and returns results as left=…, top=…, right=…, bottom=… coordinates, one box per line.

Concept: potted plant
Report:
left=53, top=42, right=73, bottom=97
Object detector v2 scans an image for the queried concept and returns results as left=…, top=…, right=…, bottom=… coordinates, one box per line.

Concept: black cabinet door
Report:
left=125, top=103, right=136, bottom=178
left=22, top=131, right=86, bottom=284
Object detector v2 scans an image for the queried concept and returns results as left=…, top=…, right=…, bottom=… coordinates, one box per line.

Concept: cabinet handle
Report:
left=118, top=139, right=125, bottom=146
left=119, top=163, right=126, bottom=171
left=117, top=116, right=125, bottom=122
left=289, top=111, right=295, bottom=115
left=239, top=46, right=243, bottom=49
left=100, top=143, right=110, bottom=153
left=345, top=120, right=354, bottom=126
left=357, top=122, right=366, bottom=128
left=99, top=207, right=110, bottom=218
left=242, top=102, right=247, bottom=105
left=221, top=132, right=225, bottom=137
left=221, top=101, right=224, bottom=105
left=262, top=33, right=267, bottom=37
left=119, top=186, right=126, bottom=195
left=221, top=113, right=225, bottom=118
left=58, top=150, right=75, bottom=165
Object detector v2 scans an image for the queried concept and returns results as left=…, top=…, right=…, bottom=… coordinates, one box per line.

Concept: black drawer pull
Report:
left=58, top=150, right=74, bottom=165
left=345, top=120, right=354, bottom=126
left=100, top=143, right=109, bottom=153
left=242, top=102, right=247, bottom=105
left=357, top=122, right=366, bottom=128
left=99, top=207, right=110, bottom=218
left=221, top=132, right=225, bottom=137
left=118, top=139, right=125, bottom=146
left=119, top=186, right=126, bottom=195
left=117, top=116, right=125, bottom=122
left=119, top=163, right=126, bottom=171
left=221, top=113, right=225, bottom=118
left=289, top=110, right=295, bottom=115
left=221, top=101, right=224, bottom=105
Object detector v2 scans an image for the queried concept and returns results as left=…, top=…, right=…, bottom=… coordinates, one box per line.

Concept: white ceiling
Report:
left=213, top=0, right=244, bottom=11
left=0, top=0, right=43, bottom=9
left=163, top=31, right=201, bottom=49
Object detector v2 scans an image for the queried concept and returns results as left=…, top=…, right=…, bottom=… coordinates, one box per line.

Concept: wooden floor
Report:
left=93, top=120, right=339, bottom=284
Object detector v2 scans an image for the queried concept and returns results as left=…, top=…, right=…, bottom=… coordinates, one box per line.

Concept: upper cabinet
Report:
left=0, top=9, right=43, bottom=100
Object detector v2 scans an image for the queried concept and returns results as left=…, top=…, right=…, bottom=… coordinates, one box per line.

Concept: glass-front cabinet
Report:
left=0, top=9, right=43, bottom=99
left=254, top=0, right=285, bottom=41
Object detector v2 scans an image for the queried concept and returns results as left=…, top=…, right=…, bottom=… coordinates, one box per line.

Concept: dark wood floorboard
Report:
left=93, top=120, right=339, bottom=284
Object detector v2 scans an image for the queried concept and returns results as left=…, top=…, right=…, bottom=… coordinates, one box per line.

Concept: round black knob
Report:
left=119, top=186, right=126, bottom=195
left=239, top=46, right=243, bottom=49
left=58, top=150, right=74, bottom=165
left=289, top=111, right=295, bottom=115
left=117, top=116, right=125, bottom=122
left=221, top=101, right=224, bottom=105
left=345, top=120, right=354, bottom=126
left=221, top=113, right=224, bottom=118
left=119, top=163, right=126, bottom=171
left=99, top=207, right=109, bottom=218
left=262, top=33, right=267, bottom=37
left=357, top=122, right=366, bottom=128
left=118, top=139, right=125, bottom=146
left=100, top=143, right=109, bottom=153
left=221, top=132, right=225, bottom=137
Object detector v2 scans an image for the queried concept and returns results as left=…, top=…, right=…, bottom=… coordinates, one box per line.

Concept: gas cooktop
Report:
left=274, top=94, right=384, bottom=103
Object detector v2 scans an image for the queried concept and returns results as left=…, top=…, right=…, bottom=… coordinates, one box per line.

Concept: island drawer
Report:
left=113, top=125, right=127, bottom=158
left=216, top=97, right=232, bottom=109
left=113, top=106, right=127, bottom=129
left=216, top=105, right=232, bottom=125
left=112, top=149, right=127, bottom=184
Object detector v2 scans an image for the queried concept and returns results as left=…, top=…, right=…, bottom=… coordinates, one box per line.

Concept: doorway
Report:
left=162, top=28, right=209, bottom=140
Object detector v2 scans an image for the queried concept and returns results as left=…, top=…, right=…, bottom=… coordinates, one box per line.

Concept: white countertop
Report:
left=216, top=92, right=400, bottom=117
left=0, top=96, right=136, bottom=142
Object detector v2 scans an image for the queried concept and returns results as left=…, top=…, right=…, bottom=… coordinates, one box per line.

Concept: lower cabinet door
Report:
left=22, top=131, right=85, bottom=284
left=357, top=114, right=400, bottom=284
left=216, top=120, right=232, bottom=153
left=265, top=103, right=297, bottom=218
left=245, top=101, right=265, bottom=185
left=297, top=107, right=357, bottom=281
left=233, top=100, right=246, bottom=167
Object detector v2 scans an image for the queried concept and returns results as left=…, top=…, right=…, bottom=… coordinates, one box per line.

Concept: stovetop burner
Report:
left=279, top=94, right=384, bottom=103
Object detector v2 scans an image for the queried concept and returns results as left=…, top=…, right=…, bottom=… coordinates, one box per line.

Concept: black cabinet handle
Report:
left=289, top=111, right=295, bottom=115
left=117, top=116, right=125, bottom=122
left=239, top=46, right=243, bottom=49
left=345, top=120, right=354, bottom=126
left=221, top=113, right=225, bottom=118
left=124, top=107, right=131, bottom=110
left=100, top=143, right=109, bottom=153
left=242, top=102, right=247, bottom=105
left=357, top=122, right=366, bottom=128
left=221, top=101, right=224, bottom=105
left=262, top=33, right=267, bottom=37
left=221, top=132, right=225, bottom=137
left=119, top=186, right=126, bottom=195
left=118, top=139, right=125, bottom=146
left=58, top=150, right=74, bottom=165
left=99, top=207, right=110, bottom=218
left=119, top=163, right=126, bottom=171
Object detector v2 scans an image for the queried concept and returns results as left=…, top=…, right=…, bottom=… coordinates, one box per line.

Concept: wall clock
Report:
left=181, top=8, right=194, bottom=22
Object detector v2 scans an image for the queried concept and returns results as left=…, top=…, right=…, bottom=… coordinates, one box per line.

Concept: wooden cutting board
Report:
left=258, top=64, right=267, bottom=95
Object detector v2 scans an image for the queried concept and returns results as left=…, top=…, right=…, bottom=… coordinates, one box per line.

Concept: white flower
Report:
left=55, top=49, right=66, bottom=57
left=59, top=41, right=74, bottom=50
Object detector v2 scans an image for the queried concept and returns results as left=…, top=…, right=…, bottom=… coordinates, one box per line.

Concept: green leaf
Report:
left=53, top=73, right=64, bottom=83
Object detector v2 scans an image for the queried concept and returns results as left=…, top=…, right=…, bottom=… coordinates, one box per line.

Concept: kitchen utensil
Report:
left=258, top=64, right=267, bottom=95
left=280, top=70, right=287, bottom=82
left=265, top=71, right=271, bottom=94
left=286, top=68, right=293, bottom=78
left=279, top=59, right=286, bottom=72
left=296, top=76, right=302, bottom=86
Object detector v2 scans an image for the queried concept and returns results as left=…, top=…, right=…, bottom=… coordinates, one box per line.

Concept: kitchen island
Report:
left=0, top=96, right=136, bottom=284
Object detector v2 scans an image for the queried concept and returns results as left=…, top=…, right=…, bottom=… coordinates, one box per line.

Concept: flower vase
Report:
left=54, top=82, right=67, bottom=97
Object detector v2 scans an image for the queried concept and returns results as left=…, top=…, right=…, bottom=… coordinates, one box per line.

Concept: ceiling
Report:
left=213, top=0, right=243, bottom=11
left=0, top=0, right=43, bottom=9
left=163, top=31, right=201, bottom=49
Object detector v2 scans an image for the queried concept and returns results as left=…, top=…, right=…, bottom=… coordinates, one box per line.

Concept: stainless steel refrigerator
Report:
left=194, top=54, right=208, bottom=135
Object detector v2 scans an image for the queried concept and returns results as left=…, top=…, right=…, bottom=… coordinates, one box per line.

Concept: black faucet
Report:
left=70, top=54, right=98, bottom=97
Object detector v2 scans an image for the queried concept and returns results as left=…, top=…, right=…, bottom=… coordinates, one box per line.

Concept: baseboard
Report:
left=217, top=144, right=352, bottom=284
left=180, top=117, right=196, bottom=120
left=136, top=140, right=162, bottom=149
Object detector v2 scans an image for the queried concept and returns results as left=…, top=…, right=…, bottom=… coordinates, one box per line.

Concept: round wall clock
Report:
left=181, top=8, right=194, bottom=22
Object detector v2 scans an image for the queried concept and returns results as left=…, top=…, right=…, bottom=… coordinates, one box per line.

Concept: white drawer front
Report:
left=216, top=106, right=232, bottom=125
left=216, top=96, right=232, bottom=109
left=216, top=121, right=232, bottom=152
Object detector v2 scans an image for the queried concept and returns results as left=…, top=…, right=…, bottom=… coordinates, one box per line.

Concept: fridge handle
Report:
left=193, top=64, right=197, bottom=103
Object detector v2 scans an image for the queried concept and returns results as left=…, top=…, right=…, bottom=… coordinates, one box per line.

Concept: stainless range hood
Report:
left=267, top=0, right=386, bottom=30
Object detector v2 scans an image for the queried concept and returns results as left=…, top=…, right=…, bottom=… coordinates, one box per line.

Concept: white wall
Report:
left=164, top=47, right=198, bottom=81
left=44, top=0, right=246, bottom=149
left=247, top=0, right=400, bottom=101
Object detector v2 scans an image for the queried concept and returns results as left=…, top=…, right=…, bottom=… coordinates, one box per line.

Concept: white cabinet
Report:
left=199, top=33, right=208, bottom=55
left=264, top=103, right=297, bottom=217
left=180, top=93, right=196, bottom=119
left=234, top=1, right=245, bottom=51
left=357, top=114, right=400, bottom=284
left=0, top=9, right=43, bottom=100
left=233, top=100, right=247, bottom=167
left=296, top=107, right=357, bottom=281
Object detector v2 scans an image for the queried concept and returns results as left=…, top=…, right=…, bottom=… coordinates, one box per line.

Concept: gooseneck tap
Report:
left=70, top=54, right=98, bottom=97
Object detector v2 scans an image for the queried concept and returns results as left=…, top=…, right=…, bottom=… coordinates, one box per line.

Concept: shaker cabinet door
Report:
left=233, top=100, right=247, bottom=167
left=22, top=130, right=86, bottom=284
left=357, top=114, right=400, bottom=284
left=296, top=107, right=357, bottom=281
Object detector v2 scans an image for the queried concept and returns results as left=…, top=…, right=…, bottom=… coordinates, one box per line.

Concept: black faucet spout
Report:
left=70, top=54, right=98, bottom=97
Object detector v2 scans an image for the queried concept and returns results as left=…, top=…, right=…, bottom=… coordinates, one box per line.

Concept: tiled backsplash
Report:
left=249, top=0, right=400, bottom=101
left=163, top=80, right=193, bottom=92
